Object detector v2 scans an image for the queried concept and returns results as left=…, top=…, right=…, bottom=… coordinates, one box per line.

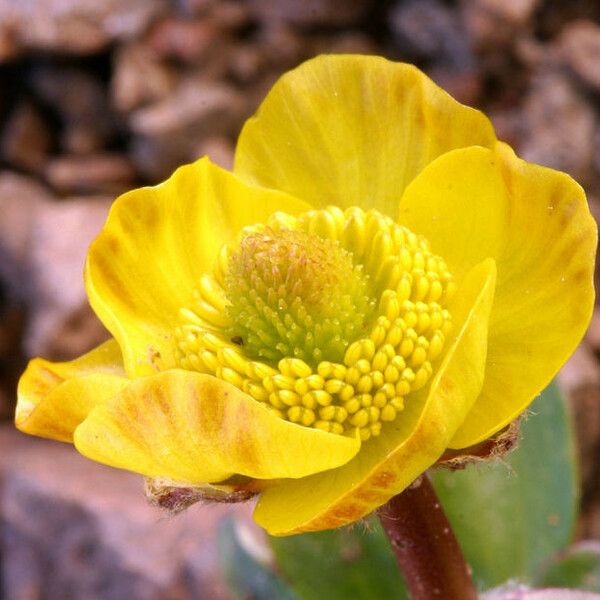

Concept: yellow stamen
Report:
left=174, top=206, right=454, bottom=441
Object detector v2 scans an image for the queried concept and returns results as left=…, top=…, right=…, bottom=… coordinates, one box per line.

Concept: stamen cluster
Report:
left=175, top=207, right=455, bottom=441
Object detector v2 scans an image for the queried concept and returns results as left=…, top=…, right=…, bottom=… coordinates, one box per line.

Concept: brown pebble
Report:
left=1, top=101, right=52, bottom=174
left=559, top=20, right=600, bottom=92
left=44, top=154, right=136, bottom=195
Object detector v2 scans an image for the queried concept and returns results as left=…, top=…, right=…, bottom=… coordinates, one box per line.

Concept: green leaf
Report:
left=534, top=542, right=600, bottom=592
left=432, top=381, right=579, bottom=589
left=269, top=520, right=408, bottom=600
left=217, top=516, right=298, bottom=600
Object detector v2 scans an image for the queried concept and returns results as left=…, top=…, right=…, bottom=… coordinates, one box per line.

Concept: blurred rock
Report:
left=173, top=0, right=249, bottom=27
left=430, top=67, right=483, bottom=106
left=129, top=79, right=245, bottom=179
left=128, top=136, right=180, bottom=182
left=225, top=25, right=307, bottom=87
left=579, top=495, right=600, bottom=541
left=585, top=308, right=600, bottom=353
left=571, top=384, right=600, bottom=520
left=559, top=20, right=600, bottom=92
left=30, top=66, right=117, bottom=154
left=194, top=136, right=235, bottom=171
left=146, top=17, right=222, bottom=63
left=0, top=26, right=18, bottom=61
left=111, top=43, right=177, bottom=113
left=312, top=31, right=379, bottom=56
left=0, top=386, right=12, bottom=421
left=176, top=0, right=217, bottom=15
left=44, top=154, right=136, bottom=195
left=478, top=0, right=541, bottom=25
left=390, top=0, right=481, bottom=104
left=461, top=0, right=540, bottom=50
left=513, top=35, right=547, bottom=68
left=488, top=108, right=524, bottom=150
left=585, top=194, right=600, bottom=227
left=585, top=196, right=600, bottom=295
left=0, top=425, right=242, bottom=599
left=0, top=174, right=47, bottom=419
left=0, top=303, right=25, bottom=367
left=249, top=0, right=373, bottom=27
left=559, top=343, right=600, bottom=508
left=390, top=0, right=474, bottom=69
left=25, top=197, right=112, bottom=358
left=0, top=101, right=53, bottom=173
left=0, top=173, right=52, bottom=300
left=536, top=0, right=600, bottom=40
left=255, top=23, right=306, bottom=68
left=130, top=79, right=244, bottom=138
left=0, top=301, right=25, bottom=421
left=0, top=174, right=113, bottom=359
left=559, top=343, right=600, bottom=394
left=0, top=0, right=168, bottom=57
left=520, top=70, right=597, bottom=182
left=227, top=43, right=270, bottom=84
left=40, top=303, right=108, bottom=363
left=211, top=1, right=253, bottom=30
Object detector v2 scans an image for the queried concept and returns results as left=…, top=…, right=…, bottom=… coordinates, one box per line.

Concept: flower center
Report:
left=175, top=206, right=455, bottom=442
left=224, top=228, right=374, bottom=366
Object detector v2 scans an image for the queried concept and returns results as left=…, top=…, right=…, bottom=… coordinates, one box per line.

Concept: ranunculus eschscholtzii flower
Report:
left=16, top=55, right=596, bottom=535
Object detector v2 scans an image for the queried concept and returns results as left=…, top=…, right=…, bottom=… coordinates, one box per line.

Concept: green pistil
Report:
left=225, top=228, right=375, bottom=366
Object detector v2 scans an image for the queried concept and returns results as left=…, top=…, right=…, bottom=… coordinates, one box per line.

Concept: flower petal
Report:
left=235, top=54, right=496, bottom=218
left=85, top=157, right=311, bottom=378
left=74, top=370, right=361, bottom=483
left=253, top=258, right=496, bottom=535
left=16, top=339, right=128, bottom=442
left=398, top=143, right=597, bottom=448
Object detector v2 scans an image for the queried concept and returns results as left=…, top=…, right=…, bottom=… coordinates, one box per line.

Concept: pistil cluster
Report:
left=175, top=206, right=455, bottom=442
left=225, top=227, right=373, bottom=365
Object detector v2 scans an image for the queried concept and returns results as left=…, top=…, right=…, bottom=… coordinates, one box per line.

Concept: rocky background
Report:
left=1, top=0, right=600, bottom=597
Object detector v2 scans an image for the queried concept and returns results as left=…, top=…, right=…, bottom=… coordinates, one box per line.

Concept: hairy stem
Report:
left=378, top=475, right=477, bottom=600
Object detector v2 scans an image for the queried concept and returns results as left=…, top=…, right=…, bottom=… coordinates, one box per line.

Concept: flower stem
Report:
left=378, top=475, right=477, bottom=600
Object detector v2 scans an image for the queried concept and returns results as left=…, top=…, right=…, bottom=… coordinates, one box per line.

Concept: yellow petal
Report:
left=16, top=339, right=128, bottom=442
left=235, top=54, right=496, bottom=218
left=85, top=157, right=311, bottom=378
left=398, top=142, right=597, bottom=448
left=74, top=370, right=360, bottom=483
left=254, top=259, right=496, bottom=535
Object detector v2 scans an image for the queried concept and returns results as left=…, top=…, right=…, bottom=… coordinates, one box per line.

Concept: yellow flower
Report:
left=15, top=55, right=596, bottom=536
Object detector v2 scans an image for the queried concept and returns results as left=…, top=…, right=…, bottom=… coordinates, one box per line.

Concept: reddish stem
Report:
left=378, top=475, right=477, bottom=600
